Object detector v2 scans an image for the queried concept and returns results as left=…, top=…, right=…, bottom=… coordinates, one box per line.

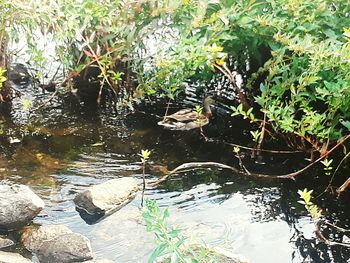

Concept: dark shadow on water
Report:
left=1, top=93, right=349, bottom=262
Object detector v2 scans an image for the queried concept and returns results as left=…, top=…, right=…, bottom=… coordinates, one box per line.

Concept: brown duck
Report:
left=158, top=96, right=214, bottom=131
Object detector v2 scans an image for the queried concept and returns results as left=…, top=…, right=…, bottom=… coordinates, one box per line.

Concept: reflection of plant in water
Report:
left=0, top=120, right=4, bottom=135
left=298, top=189, right=350, bottom=248
left=22, top=99, right=31, bottom=110
left=0, top=67, right=6, bottom=90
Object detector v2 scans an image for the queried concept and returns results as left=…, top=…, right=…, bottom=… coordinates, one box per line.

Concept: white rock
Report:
left=0, top=251, right=32, bottom=263
left=22, top=224, right=93, bottom=263
left=74, top=178, right=139, bottom=215
left=0, top=236, right=14, bottom=248
left=0, top=184, right=45, bottom=230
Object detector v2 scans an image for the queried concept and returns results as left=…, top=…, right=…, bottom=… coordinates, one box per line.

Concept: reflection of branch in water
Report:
left=337, top=176, right=350, bottom=196
left=30, top=89, right=59, bottom=112
left=315, top=219, right=350, bottom=248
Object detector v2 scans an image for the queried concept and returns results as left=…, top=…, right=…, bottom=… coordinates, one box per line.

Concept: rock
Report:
left=74, top=178, right=138, bottom=223
left=0, top=251, right=32, bottom=263
left=0, top=236, right=14, bottom=249
left=0, top=184, right=45, bottom=231
left=208, top=247, right=248, bottom=263
left=157, top=245, right=248, bottom=263
left=8, top=64, right=31, bottom=84
left=22, top=225, right=93, bottom=263
left=80, top=260, right=115, bottom=263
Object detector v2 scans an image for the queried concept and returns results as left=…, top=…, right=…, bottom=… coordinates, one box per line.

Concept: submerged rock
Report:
left=8, top=64, right=31, bottom=84
left=207, top=247, right=248, bottom=263
left=74, top=177, right=138, bottom=224
left=0, top=251, right=31, bottom=263
left=22, top=224, right=93, bottom=263
left=0, top=236, right=14, bottom=248
left=0, top=184, right=45, bottom=231
left=157, top=245, right=248, bottom=263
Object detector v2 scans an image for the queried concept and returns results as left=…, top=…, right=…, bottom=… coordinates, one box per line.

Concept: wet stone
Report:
left=8, top=64, right=31, bottom=84
left=21, top=224, right=93, bottom=263
left=0, top=184, right=45, bottom=231
left=0, top=236, right=14, bottom=249
left=74, top=177, right=138, bottom=224
left=0, top=251, right=31, bottom=263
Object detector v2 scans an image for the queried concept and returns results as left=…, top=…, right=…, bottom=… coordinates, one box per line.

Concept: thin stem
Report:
left=141, top=161, right=146, bottom=207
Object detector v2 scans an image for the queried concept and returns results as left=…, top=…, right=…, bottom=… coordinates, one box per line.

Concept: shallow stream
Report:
left=1, top=82, right=350, bottom=263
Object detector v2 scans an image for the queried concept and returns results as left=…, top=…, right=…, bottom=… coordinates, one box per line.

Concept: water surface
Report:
left=1, top=84, right=350, bottom=263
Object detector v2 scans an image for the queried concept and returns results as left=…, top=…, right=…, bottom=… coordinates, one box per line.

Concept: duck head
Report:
left=203, top=96, right=215, bottom=118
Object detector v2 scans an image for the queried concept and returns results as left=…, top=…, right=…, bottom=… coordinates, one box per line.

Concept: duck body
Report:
left=158, top=96, right=214, bottom=131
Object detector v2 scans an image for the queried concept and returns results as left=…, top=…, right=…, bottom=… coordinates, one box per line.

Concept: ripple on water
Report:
left=68, top=153, right=141, bottom=178
left=28, top=150, right=349, bottom=263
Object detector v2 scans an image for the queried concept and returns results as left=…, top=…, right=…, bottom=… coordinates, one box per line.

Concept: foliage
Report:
left=143, top=199, right=225, bottom=263
left=134, top=0, right=350, bottom=148
left=231, top=104, right=256, bottom=122
left=0, top=67, right=6, bottom=90
left=298, top=188, right=322, bottom=219
left=142, top=0, right=350, bottom=147
left=320, top=158, right=333, bottom=176
left=139, top=149, right=152, bottom=164
left=250, top=130, right=261, bottom=143
left=143, top=199, right=190, bottom=263
left=1, top=0, right=350, bottom=149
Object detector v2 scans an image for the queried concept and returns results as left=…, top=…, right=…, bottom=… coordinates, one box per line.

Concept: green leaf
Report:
left=148, top=243, right=168, bottom=263
left=340, top=120, right=350, bottom=131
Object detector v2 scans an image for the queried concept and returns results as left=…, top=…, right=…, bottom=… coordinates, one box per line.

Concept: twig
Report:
left=321, top=151, right=350, bottom=195
left=214, top=63, right=250, bottom=111
left=337, top=176, right=350, bottom=195
left=235, top=153, right=251, bottom=175
left=315, top=220, right=350, bottom=248
left=324, top=220, right=350, bottom=233
left=30, top=89, right=59, bottom=112
left=163, top=99, right=171, bottom=121
left=256, top=112, right=266, bottom=153
left=141, top=161, right=146, bottom=207
left=147, top=135, right=350, bottom=187
left=287, top=134, right=350, bottom=179
left=78, top=32, right=117, bottom=100
left=199, top=125, right=209, bottom=141
left=147, top=161, right=289, bottom=188
left=208, top=138, right=304, bottom=154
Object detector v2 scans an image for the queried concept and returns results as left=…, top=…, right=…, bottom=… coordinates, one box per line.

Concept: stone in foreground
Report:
left=22, top=224, right=93, bottom=263
left=0, top=251, right=32, bottom=263
left=79, top=260, right=115, bottom=263
left=0, top=236, right=14, bottom=248
left=74, top=177, right=138, bottom=223
left=0, top=184, right=45, bottom=231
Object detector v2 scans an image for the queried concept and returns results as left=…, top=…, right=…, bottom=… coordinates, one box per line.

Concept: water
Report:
left=1, top=84, right=350, bottom=263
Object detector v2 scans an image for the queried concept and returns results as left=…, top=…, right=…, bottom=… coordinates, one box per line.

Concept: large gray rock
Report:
left=0, top=184, right=45, bottom=230
left=22, top=225, right=93, bottom=263
left=74, top=178, right=138, bottom=216
left=0, top=251, right=32, bottom=263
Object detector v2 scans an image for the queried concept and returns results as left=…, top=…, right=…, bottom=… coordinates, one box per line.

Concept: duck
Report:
left=158, top=96, right=215, bottom=131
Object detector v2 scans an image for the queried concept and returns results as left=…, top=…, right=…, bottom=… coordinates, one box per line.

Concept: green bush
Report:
left=2, top=0, right=349, bottom=148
